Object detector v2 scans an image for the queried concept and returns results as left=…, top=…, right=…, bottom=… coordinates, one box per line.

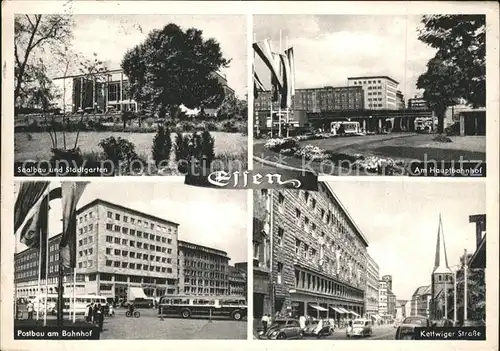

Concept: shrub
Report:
left=98, top=137, right=139, bottom=168
left=174, top=131, right=217, bottom=173
left=264, top=138, right=299, bottom=152
left=152, top=125, right=172, bottom=167
left=51, top=147, right=84, bottom=165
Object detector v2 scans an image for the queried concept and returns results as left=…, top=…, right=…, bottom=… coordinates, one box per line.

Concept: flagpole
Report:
left=464, top=249, right=468, bottom=322
left=36, top=215, right=43, bottom=321
left=44, top=187, right=50, bottom=326
left=253, top=33, right=260, bottom=138
left=278, top=29, right=282, bottom=138
left=286, top=35, right=290, bottom=138
left=72, top=268, right=76, bottom=323
left=14, top=226, right=19, bottom=320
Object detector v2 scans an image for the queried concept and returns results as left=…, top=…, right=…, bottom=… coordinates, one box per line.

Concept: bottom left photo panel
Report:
left=13, top=181, right=248, bottom=340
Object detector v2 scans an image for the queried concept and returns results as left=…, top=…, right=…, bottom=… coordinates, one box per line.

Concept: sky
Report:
left=50, top=14, right=247, bottom=98
left=329, top=181, right=486, bottom=301
left=14, top=182, right=248, bottom=264
left=253, top=15, right=437, bottom=102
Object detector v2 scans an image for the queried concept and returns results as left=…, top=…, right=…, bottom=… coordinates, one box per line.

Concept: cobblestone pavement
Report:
left=100, top=308, right=247, bottom=340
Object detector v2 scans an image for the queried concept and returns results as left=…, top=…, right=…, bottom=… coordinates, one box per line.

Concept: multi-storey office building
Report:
left=15, top=199, right=180, bottom=301
left=407, top=97, right=429, bottom=110
left=347, top=76, right=399, bottom=110
left=387, top=290, right=397, bottom=319
left=177, top=240, right=230, bottom=296
left=365, top=254, right=380, bottom=318
left=253, top=183, right=369, bottom=320
left=228, top=265, right=247, bottom=297
left=52, top=69, right=234, bottom=114
left=254, top=86, right=364, bottom=114
left=378, top=280, right=388, bottom=317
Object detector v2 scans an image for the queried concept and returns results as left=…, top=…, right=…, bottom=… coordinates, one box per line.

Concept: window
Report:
left=114, top=261, right=120, bottom=267
left=123, top=216, right=128, bottom=222
left=89, top=224, right=93, bottom=231
left=278, top=193, right=285, bottom=214
left=130, top=241, right=135, bottom=247
left=107, top=211, right=112, bottom=219
left=277, top=227, right=284, bottom=246
left=137, top=253, right=142, bottom=259
left=167, top=248, right=172, bottom=254
left=114, top=237, right=120, bottom=244
left=144, top=244, right=149, bottom=250
left=167, top=268, right=172, bottom=273
left=106, top=260, right=112, bottom=266
left=130, top=229, right=135, bottom=236
left=295, top=239, right=301, bottom=254
left=106, top=223, right=112, bottom=230
left=106, top=248, right=111, bottom=255
left=115, top=213, right=120, bottom=221
left=122, top=239, right=128, bottom=245
left=137, top=231, right=142, bottom=238
left=114, top=249, right=121, bottom=255
left=106, top=236, right=112, bottom=243
left=131, top=218, right=135, bottom=224
left=277, top=262, right=283, bottom=284
left=167, top=239, right=172, bottom=244
left=114, top=225, right=121, bottom=232
left=122, top=227, right=128, bottom=234
left=151, top=223, right=155, bottom=230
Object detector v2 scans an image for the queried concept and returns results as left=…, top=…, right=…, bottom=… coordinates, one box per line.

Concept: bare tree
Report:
left=14, top=14, right=73, bottom=107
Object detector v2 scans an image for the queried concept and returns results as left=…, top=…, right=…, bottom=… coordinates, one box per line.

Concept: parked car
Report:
left=395, top=316, right=431, bottom=340
left=311, top=319, right=334, bottom=338
left=123, top=298, right=154, bottom=308
left=346, top=319, right=373, bottom=337
left=260, top=319, right=303, bottom=340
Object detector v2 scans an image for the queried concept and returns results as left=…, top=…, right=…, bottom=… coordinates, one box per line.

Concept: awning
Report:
left=349, top=310, right=360, bottom=317
left=337, top=307, right=350, bottom=314
left=128, top=287, right=147, bottom=300
left=309, top=304, right=328, bottom=312
left=329, top=306, right=344, bottom=313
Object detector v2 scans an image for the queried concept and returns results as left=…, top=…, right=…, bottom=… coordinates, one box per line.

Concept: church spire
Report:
left=433, top=214, right=450, bottom=273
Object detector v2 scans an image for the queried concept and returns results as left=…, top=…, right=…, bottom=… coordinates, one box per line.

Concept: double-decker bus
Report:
left=330, top=121, right=362, bottom=136
left=158, top=295, right=247, bottom=321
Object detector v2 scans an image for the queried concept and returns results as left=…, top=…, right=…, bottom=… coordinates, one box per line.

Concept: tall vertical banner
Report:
left=253, top=39, right=283, bottom=89
left=14, top=182, right=49, bottom=233
left=285, top=47, right=295, bottom=98
left=60, top=182, right=89, bottom=268
left=271, top=52, right=281, bottom=102
left=280, top=54, right=292, bottom=109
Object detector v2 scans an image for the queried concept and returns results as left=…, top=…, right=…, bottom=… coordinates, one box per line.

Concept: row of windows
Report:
left=183, top=269, right=227, bottom=279
left=78, top=224, right=94, bottom=235
left=106, top=211, right=175, bottom=234
left=105, top=260, right=173, bottom=273
left=368, top=104, right=384, bottom=108
left=353, top=79, right=383, bottom=85
left=78, top=248, right=94, bottom=257
left=182, top=251, right=227, bottom=262
left=78, top=236, right=94, bottom=246
left=78, top=211, right=95, bottom=224
left=184, top=278, right=228, bottom=287
left=368, top=98, right=383, bottom=102
left=105, top=235, right=172, bottom=253
left=368, top=92, right=382, bottom=96
left=77, top=260, right=93, bottom=269
left=105, top=223, right=173, bottom=243
left=184, top=260, right=226, bottom=270
left=184, top=287, right=228, bottom=294
left=105, top=247, right=172, bottom=263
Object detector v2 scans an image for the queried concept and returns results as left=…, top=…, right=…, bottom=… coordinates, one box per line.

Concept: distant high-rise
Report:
left=347, top=76, right=399, bottom=110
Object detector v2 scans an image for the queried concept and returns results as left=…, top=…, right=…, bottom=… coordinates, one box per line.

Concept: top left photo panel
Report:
left=13, top=14, right=248, bottom=177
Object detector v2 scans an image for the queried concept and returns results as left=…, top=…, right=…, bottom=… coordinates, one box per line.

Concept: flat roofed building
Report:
left=347, top=76, right=399, bottom=110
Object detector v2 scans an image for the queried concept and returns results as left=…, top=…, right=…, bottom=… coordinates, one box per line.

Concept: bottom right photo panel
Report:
left=253, top=181, right=486, bottom=340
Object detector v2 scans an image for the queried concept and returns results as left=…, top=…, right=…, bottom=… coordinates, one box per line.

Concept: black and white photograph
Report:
left=252, top=15, right=486, bottom=176
left=253, top=182, right=486, bottom=340
left=13, top=181, right=248, bottom=339
left=14, top=14, right=248, bottom=176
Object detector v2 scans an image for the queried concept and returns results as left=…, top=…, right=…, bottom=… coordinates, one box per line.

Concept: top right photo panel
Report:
left=252, top=15, right=486, bottom=177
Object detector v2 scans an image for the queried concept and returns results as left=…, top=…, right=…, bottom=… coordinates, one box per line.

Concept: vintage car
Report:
left=395, top=316, right=432, bottom=340
left=346, top=319, right=373, bottom=337
left=260, top=319, right=303, bottom=340
left=303, top=319, right=334, bottom=338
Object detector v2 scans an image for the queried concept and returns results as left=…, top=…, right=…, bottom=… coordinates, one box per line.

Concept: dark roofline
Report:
left=178, top=240, right=228, bottom=258
left=78, top=199, right=180, bottom=227
left=15, top=233, right=63, bottom=257
left=347, top=76, right=399, bottom=84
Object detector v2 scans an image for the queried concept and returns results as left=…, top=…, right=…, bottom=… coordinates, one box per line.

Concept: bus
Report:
left=34, top=294, right=108, bottom=315
left=158, top=295, right=247, bottom=321
left=330, top=121, right=362, bottom=136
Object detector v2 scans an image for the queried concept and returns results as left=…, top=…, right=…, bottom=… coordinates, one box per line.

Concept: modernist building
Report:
left=365, top=254, right=380, bottom=318
left=407, top=97, right=429, bottom=110
left=177, top=240, right=230, bottom=296
left=228, top=265, right=247, bottom=297
left=410, top=285, right=431, bottom=317
left=387, top=290, right=397, bottom=319
left=378, top=280, right=388, bottom=318
left=396, top=90, right=405, bottom=109
left=52, top=69, right=234, bottom=114
left=253, top=183, right=369, bottom=320
left=347, top=76, right=399, bottom=110
left=15, top=199, right=181, bottom=301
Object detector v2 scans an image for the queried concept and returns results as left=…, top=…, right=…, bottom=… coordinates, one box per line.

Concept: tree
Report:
left=14, top=15, right=73, bottom=108
left=152, top=125, right=172, bottom=167
left=121, top=23, right=230, bottom=120
left=416, top=15, right=485, bottom=133
left=217, top=94, right=247, bottom=120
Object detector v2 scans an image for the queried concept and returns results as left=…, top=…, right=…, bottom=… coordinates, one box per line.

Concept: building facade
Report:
left=387, top=290, right=397, bottom=319
left=52, top=69, right=234, bottom=114
left=407, top=97, right=429, bottom=110
left=253, top=183, right=369, bottom=320
left=254, top=86, right=364, bottom=113
left=347, top=76, right=399, bottom=110
left=365, top=254, right=380, bottom=318
left=395, top=300, right=408, bottom=320
left=378, top=280, right=388, bottom=317
left=410, top=285, right=431, bottom=317
left=396, top=90, right=405, bottom=109
left=228, top=265, right=247, bottom=297
left=177, top=241, right=230, bottom=296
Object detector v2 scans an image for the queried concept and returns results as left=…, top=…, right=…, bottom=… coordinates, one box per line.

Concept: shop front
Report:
left=290, top=290, right=364, bottom=321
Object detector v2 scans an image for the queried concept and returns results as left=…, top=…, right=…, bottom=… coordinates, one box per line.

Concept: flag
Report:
left=285, top=47, right=295, bottom=97
left=17, top=187, right=62, bottom=279
left=253, top=70, right=265, bottom=99
left=60, top=182, right=89, bottom=268
left=253, top=40, right=283, bottom=89
left=14, top=182, right=49, bottom=234
left=280, top=54, right=292, bottom=109
left=271, top=52, right=281, bottom=102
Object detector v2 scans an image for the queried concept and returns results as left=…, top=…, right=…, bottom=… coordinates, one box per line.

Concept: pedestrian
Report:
left=261, top=314, right=269, bottom=334
left=96, top=304, right=104, bottom=332
left=92, top=303, right=98, bottom=324
left=27, top=300, right=34, bottom=320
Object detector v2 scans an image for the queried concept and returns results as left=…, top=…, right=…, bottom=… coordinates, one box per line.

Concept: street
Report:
left=100, top=308, right=247, bottom=340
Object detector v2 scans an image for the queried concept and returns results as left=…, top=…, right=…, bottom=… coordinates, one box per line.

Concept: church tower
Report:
left=431, top=214, right=453, bottom=320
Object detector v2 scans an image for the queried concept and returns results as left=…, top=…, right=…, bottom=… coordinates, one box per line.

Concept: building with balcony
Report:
left=177, top=240, right=230, bottom=296
left=253, top=183, right=369, bottom=320
left=365, top=254, right=380, bottom=319
left=15, top=199, right=180, bottom=302
left=347, top=76, right=399, bottom=110
left=52, top=69, right=234, bottom=115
